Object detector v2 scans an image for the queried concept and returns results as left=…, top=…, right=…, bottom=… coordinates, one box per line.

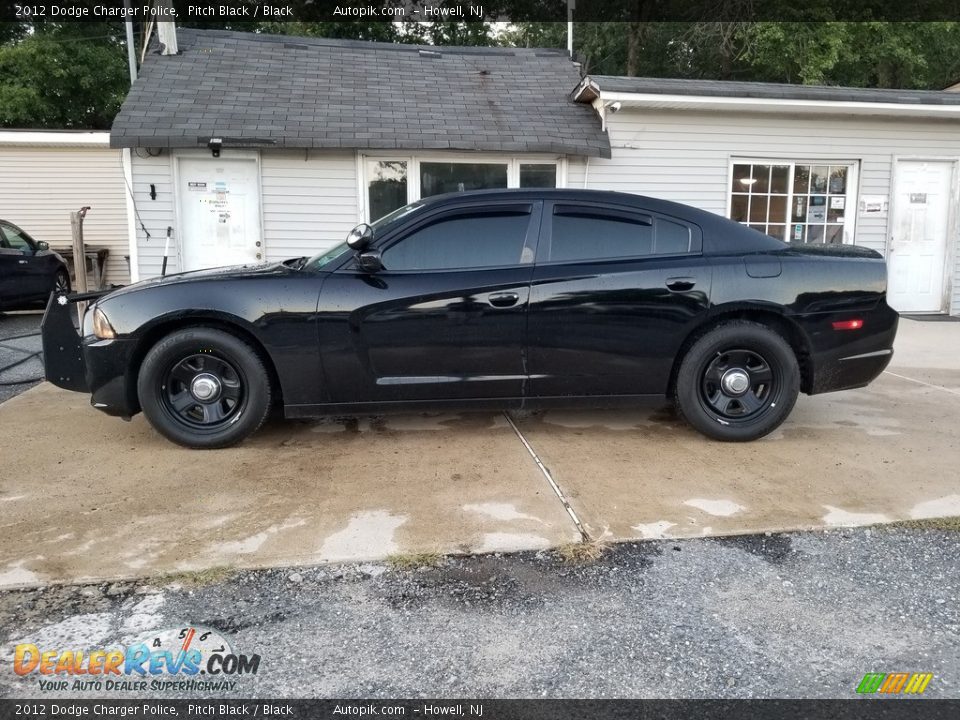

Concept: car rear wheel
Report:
left=138, top=327, right=272, bottom=449
left=674, top=321, right=799, bottom=441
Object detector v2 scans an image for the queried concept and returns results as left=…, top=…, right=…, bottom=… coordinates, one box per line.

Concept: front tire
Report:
left=138, top=328, right=272, bottom=449
left=674, top=321, right=799, bottom=442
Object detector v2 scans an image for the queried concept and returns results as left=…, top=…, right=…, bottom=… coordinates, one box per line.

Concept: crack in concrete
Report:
left=502, top=412, right=590, bottom=542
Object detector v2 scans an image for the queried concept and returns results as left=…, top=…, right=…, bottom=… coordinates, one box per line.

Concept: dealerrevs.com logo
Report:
left=13, top=626, right=260, bottom=692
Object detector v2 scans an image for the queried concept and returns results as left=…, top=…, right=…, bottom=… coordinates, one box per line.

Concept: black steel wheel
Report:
left=138, top=327, right=272, bottom=448
left=674, top=321, right=799, bottom=441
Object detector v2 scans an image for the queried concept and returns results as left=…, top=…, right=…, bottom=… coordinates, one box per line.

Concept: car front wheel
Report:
left=674, top=320, right=800, bottom=442
left=138, top=327, right=272, bottom=449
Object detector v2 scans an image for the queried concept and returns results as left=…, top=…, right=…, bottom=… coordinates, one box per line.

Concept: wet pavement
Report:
left=0, top=318, right=957, bottom=587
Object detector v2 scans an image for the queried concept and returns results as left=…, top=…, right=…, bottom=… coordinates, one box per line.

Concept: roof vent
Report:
left=419, top=49, right=442, bottom=59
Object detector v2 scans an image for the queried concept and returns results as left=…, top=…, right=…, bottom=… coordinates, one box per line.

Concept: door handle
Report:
left=487, top=292, right=520, bottom=308
left=18, top=260, right=28, bottom=264
left=666, top=277, right=696, bottom=291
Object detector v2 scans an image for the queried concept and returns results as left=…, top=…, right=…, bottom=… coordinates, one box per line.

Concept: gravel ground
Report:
left=0, top=311, right=44, bottom=404
left=1, top=527, right=957, bottom=699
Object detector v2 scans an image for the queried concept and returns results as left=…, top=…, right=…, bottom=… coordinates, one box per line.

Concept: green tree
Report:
left=0, top=23, right=129, bottom=129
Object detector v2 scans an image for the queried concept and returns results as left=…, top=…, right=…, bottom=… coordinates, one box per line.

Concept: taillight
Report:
left=832, top=319, right=864, bottom=331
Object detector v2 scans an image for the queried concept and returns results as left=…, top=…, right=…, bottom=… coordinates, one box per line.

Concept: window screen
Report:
left=383, top=210, right=531, bottom=271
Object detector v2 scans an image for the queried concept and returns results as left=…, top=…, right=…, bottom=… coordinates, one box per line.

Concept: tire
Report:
left=674, top=320, right=800, bottom=442
left=137, top=327, right=272, bottom=449
left=54, top=268, right=70, bottom=294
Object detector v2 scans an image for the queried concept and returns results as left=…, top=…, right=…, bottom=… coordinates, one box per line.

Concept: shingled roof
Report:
left=110, top=28, right=610, bottom=158
left=576, top=75, right=960, bottom=106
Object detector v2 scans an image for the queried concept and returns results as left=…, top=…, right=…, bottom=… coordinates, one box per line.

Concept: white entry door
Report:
left=888, top=160, right=953, bottom=312
left=178, top=157, right=262, bottom=271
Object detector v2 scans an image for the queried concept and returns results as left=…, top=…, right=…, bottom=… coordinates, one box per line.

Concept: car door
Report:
left=318, top=201, right=541, bottom=405
left=527, top=200, right=712, bottom=398
left=0, top=222, right=48, bottom=301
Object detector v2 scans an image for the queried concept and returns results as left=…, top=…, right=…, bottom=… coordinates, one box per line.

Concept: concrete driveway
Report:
left=0, top=318, right=957, bottom=587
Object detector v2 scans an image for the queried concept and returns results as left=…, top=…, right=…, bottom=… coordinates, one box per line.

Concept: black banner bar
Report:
left=5, top=0, right=960, bottom=23
left=1, top=700, right=960, bottom=720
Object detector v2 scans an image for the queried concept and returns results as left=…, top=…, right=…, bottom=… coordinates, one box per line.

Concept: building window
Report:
left=420, top=162, right=508, bottom=198
left=367, top=160, right=408, bottom=222
left=362, top=156, right=562, bottom=222
left=520, top=163, right=557, bottom=188
left=730, top=161, right=855, bottom=244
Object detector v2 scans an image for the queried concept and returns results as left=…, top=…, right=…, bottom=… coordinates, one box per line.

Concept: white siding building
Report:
left=572, top=76, right=960, bottom=316
left=0, top=131, right=131, bottom=286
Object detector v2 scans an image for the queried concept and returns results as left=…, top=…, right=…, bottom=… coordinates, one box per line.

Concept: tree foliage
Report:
left=0, top=23, right=128, bottom=129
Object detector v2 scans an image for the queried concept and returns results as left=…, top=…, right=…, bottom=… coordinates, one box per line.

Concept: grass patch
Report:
left=386, top=552, right=443, bottom=570
left=554, top=538, right=609, bottom=564
left=150, top=566, right=236, bottom=587
left=876, top=516, right=960, bottom=531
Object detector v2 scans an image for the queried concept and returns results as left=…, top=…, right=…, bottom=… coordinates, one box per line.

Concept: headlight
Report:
left=92, top=307, right=116, bottom=339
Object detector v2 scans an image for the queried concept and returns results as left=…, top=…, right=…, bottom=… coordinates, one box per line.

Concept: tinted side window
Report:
left=655, top=217, right=693, bottom=254
left=0, top=223, right=33, bottom=252
left=382, top=210, right=531, bottom=271
left=550, top=207, right=653, bottom=262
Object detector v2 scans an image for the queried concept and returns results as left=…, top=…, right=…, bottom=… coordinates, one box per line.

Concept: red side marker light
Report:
left=832, top=319, right=864, bottom=331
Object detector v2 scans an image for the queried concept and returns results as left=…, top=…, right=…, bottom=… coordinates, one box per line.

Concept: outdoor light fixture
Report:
left=208, top=137, right=223, bottom=157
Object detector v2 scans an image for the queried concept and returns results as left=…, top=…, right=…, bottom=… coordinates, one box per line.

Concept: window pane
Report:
left=367, top=160, right=408, bottom=222
left=655, top=218, right=692, bottom=254
left=807, top=225, right=825, bottom=244
left=420, top=162, right=508, bottom=198
left=791, top=195, right=807, bottom=222
left=807, top=195, right=827, bottom=223
left=829, top=167, right=847, bottom=194
left=731, top=164, right=753, bottom=192
left=770, top=165, right=790, bottom=194
left=383, top=211, right=529, bottom=271
left=551, top=211, right=653, bottom=262
left=811, top=166, right=829, bottom=193
left=793, top=165, right=810, bottom=194
left=731, top=194, right=749, bottom=222
left=520, top=164, right=557, bottom=188
left=825, top=224, right=844, bottom=244
left=749, top=195, right=768, bottom=223
left=767, top=224, right=786, bottom=241
left=1, top=223, right=32, bottom=251
left=752, top=165, right=772, bottom=194
left=768, top=195, right=788, bottom=224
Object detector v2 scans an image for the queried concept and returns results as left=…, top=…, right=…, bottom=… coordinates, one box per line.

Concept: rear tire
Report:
left=674, top=321, right=799, bottom=442
left=138, top=327, right=272, bottom=449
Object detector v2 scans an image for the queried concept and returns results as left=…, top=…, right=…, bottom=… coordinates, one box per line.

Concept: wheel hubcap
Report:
left=190, top=373, right=221, bottom=402
left=720, top=368, right=750, bottom=396
left=161, top=354, right=244, bottom=429
left=700, top=348, right=776, bottom=421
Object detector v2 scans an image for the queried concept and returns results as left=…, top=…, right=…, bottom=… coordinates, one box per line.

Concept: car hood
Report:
left=101, top=260, right=300, bottom=301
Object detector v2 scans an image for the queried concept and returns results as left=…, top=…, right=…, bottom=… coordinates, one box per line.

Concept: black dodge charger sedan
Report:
left=42, top=189, right=897, bottom=448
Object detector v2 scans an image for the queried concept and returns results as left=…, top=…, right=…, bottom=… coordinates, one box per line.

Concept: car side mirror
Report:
left=346, top=223, right=374, bottom=251
left=36, top=241, right=49, bottom=251
left=357, top=249, right=383, bottom=274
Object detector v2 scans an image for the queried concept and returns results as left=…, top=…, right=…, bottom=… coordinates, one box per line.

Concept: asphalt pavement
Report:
left=0, top=311, right=44, bottom=404
left=1, top=526, right=957, bottom=699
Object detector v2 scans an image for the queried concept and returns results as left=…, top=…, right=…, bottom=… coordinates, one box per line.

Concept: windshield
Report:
left=302, top=201, right=425, bottom=271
